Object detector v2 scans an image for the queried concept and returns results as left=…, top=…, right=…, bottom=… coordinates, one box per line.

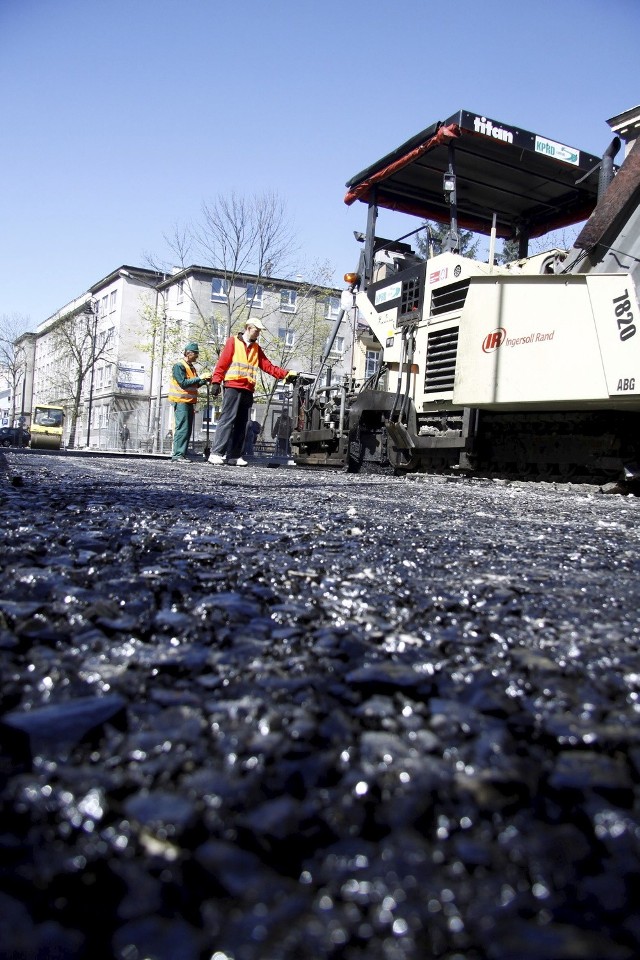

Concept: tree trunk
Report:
left=66, top=383, right=84, bottom=449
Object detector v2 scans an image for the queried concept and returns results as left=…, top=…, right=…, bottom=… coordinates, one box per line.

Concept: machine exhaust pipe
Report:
left=598, top=136, right=621, bottom=200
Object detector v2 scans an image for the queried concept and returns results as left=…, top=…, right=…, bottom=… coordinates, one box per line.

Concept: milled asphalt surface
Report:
left=1, top=449, right=640, bottom=960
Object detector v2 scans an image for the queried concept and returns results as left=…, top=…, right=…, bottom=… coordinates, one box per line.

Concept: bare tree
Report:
left=148, top=190, right=300, bottom=356
left=271, top=271, right=336, bottom=362
left=494, top=227, right=580, bottom=265
left=252, top=260, right=340, bottom=427
left=135, top=295, right=188, bottom=446
left=529, top=226, right=580, bottom=256
left=144, top=191, right=342, bottom=431
left=196, top=191, right=296, bottom=288
left=0, top=313, right=31, bottom=425
left=49, top=301, right=114, bottom=448
left=417, top=220, right=579, bottom=265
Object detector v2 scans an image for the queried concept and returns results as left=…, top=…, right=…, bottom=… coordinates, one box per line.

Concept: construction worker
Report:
left=243, top=418, right=262, bottom=459
left=272, top=410, right=293, bottom=457
left=168, top=342, right=210, bottom=462
left=208, top=320, right=297, bottom=466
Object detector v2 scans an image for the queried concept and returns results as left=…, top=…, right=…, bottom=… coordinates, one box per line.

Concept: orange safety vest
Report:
left=224, top=338, right=260, bottom=387
left=168, top=360, right=199, bottom=404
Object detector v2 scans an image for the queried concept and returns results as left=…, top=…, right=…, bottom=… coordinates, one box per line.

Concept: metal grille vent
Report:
left=431, top=279, right=469, bottom=317
left=399, top=276, right=421, bottom=321
left=424, top=326, right=459, bottom=394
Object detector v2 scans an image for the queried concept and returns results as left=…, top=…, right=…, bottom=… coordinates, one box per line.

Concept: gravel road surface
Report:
left=1, top=450, right=640, bottom=960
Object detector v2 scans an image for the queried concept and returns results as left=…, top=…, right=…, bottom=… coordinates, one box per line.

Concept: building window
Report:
left=326, top=334, right=345, bottom=354
left=278, top=326, right=295, bottom=347
left=280, top=289, right=297, bottom=313
left=110, top=290, right=117, bottom=312
left=177, top=279, right=185, bottom=304
left=211, top=278, right=229, bottom=301
left=325, top=296, right=340, bottom=320
left=98, top=327, right=114, bottom=350
left=214, top=319, right=227, bottom=340
left=365, top=349, right=381, bottom=379
left=246, top=283, right=263, bottom=308
left=100, top=295, right=108, bottom=317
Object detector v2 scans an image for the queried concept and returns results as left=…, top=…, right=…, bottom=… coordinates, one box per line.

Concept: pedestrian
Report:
left=272, top=410, right=292, bottom=457
left=207, top=320, right=297, bottom=466
left=168, top=342, right=211, bottom=463
left=243, top=419, right=261, bottom=459
left=120, top=425, right=130, bottom=452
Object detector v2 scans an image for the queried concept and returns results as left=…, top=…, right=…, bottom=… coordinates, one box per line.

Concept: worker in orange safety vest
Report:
left=207, top=320, right=297, bottom=466
left=168, top=342, right=211, bottom=462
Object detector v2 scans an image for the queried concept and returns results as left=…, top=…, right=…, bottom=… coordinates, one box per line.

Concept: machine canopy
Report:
left=344, top=109, right=604, bottom=240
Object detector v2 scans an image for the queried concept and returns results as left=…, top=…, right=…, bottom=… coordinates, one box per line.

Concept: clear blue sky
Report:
left=1, top=0, right=638, bottom=328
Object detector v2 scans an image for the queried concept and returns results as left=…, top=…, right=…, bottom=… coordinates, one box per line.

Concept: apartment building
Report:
left=18, top=265, right=346, bottom=452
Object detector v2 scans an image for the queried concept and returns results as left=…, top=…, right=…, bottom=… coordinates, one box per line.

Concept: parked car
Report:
left=0, top=426, right=31, bottom=447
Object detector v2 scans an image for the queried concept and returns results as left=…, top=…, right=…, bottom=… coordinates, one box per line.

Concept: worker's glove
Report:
left=210, top=382, right=221, bottom=398
left=199, top=374, right=211, bottom=385
left=284, top=371, right=299, bottom=384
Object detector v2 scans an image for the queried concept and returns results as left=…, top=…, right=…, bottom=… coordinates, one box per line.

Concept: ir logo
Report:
left=482, top=328, right=506, bottom=353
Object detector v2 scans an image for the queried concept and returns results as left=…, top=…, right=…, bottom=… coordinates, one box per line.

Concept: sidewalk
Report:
left=13, top=445, right=297, bottom=469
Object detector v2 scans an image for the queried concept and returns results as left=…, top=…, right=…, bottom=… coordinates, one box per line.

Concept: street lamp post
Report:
left=147, top=323, right=157, bottom=434
left=151, top=297, right=167, bottom=454
left=119, top=269, right=166, bottom=454
left=85, top=299, right=98, bottom=448
left=19, top=367, right=27, bottom=448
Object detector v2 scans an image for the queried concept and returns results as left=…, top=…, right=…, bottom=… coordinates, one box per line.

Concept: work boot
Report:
left=208, top=453, right=225, bottom=465
left=227, top=457, right=248, bottom=466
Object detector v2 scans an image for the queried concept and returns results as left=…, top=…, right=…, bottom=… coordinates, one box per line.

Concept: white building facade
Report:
left=19, top=265, right=346, bottom=452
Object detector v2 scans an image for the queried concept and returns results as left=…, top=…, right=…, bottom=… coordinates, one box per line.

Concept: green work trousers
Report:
left=172, top=402, right=195, bottom=460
